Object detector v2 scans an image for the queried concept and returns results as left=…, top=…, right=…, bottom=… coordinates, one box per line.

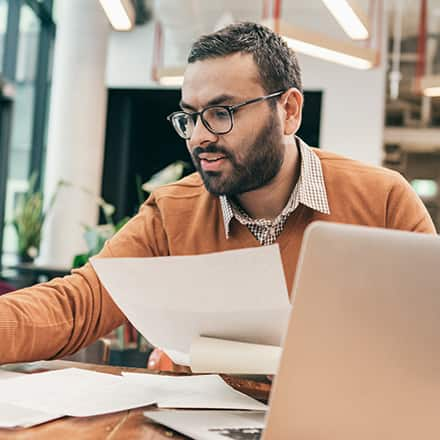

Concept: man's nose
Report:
left=187, top=115, right=218, bottom=150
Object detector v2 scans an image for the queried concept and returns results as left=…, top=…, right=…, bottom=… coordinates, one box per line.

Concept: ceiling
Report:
left=151, top=0, right=384, bottom=66
left=145, top=0, right=440, bottom=65
left=143, top=0, right=440, bottom=116
left=146, top=0, right=440, bottom=40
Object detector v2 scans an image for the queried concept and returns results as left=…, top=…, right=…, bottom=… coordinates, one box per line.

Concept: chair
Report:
left=0, top=280, right=15, bottom=296
left=147, top=347, right=191, bottom=373
left=62, top=338, right=111, bottom=365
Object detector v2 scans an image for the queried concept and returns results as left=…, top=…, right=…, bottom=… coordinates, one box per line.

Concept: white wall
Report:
left=106, top=20, right=387, bottom=166
left=106, top=23, right=156, bottom=88
left=299, top=53, right=386, bottom=165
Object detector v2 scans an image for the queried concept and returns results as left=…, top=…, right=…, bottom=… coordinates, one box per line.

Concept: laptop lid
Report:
left=264, top=221, right=440, bottom=440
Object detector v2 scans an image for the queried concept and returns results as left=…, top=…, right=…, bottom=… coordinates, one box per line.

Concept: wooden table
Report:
left=0, top=361, right=270, bottom=440
left=3, top=263, right=70, bottom=288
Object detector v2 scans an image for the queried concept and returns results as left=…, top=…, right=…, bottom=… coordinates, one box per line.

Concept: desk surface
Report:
left=6, top=263, right=70, bottom=278
left=0, top=360, right=270, bottom=440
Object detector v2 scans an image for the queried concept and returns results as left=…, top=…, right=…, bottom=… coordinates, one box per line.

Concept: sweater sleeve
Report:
left=0, top=199, right=168, bottom=364
left=386, top=173, right=437, bottom=234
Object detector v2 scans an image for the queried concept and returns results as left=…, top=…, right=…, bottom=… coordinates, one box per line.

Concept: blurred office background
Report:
left=0, top=0, right=439, bottom=362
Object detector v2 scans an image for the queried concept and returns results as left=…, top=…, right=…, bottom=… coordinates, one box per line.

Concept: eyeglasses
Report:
left=167, top=90, right=285, bottom=140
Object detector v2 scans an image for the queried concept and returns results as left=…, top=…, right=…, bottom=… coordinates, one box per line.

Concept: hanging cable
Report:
left=274, top=0, right=282, bottom=20
left=375, top=0, right=383, bottom=66
left=262, top=0, right=270, bottom=20
left=389, top=0, right=402, bottom=99
left=273, top=0, right=282, bottom=33
left=415, top=0, right=427, bottom=94
left=364, top=0, right=375, bottom=48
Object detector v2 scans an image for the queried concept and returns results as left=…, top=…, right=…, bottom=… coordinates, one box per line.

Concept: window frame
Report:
left=0, top=0, right=55, bottom=271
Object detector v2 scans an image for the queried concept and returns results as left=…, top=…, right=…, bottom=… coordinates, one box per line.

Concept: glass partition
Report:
left=0, top=0, right=7, bottom=71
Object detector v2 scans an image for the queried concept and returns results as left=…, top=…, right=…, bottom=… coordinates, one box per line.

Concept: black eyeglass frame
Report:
left=166, top=90, right=286, bottom=140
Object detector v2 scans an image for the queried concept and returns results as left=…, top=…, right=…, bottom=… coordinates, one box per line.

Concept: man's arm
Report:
left=0, top=200, right=169, bottom=364
left=386, top=173, right=436, bottom=234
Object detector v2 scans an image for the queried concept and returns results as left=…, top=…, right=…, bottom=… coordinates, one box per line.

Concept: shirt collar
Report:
left=219, top=136, right=330, bottom=239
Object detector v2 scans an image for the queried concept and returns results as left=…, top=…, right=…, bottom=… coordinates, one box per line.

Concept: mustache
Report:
left=192, top=145, right=233, bottom=161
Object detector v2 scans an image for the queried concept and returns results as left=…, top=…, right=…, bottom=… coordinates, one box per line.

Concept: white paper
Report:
left=190, top=336, right=282, bottom=375
left=0, top=369, right=24, bottom=380
left=91, top=245, right=290, bottom=366
left=144, top=410, right=266, bottom=440
left=122, top=373, right=267, bottom=411
left=0, top=368, right=156, bottom=417
left=1, top=362, right=45, bottom=373
left=0, top=368, right=61, bottom=429
left=0, top=402, right=61, bottom=429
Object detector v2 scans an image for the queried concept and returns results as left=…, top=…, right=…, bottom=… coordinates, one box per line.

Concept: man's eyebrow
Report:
left=179, top=100, right=196, bottom=111
left=179, top=94, right=237, bottom=111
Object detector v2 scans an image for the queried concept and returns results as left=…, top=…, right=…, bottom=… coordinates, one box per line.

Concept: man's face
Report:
left=181, top=53, right=285, bottom=196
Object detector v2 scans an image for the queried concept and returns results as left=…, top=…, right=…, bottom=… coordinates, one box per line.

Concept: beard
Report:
left=191, top=114, right=285, bottom=196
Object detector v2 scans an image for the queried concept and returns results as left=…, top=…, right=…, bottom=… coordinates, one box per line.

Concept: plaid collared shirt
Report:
left=219, top=137, right=330, bottom=245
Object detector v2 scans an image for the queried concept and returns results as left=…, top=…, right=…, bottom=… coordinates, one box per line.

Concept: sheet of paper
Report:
left=91, top=245, right=290, bottom=366
left=0, top=369, right=24, bottom=380
left=122, top=373, right=267, bottom=411
left=0, top=402, right=62, bottom=429
left=0, top=368, right=156, bottom=417
left=1, top=362, right=45, bottom=373
left=190, top=336, right=282, bottom=375
left=144, top=410, right=266, bottom=440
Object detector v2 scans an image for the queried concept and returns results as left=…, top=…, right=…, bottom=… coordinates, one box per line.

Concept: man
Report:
left=0, top=22, right=435, bottom=366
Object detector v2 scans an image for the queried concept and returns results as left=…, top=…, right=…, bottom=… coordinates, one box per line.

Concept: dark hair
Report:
left=187, top=22, right=303, bottom=94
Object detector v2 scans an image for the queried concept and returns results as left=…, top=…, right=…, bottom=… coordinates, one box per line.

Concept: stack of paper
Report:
left=0, top=369, right=23, bottom=381
left=0, top=368, right=266, bottom=429
left=144, top=410, right=266, bottom=440
left=0, top=403, right=61, bottom=430
left=121, top=373, right=267, bottom=410
left=0, top=368, right=156, bottom=428
left=0, top=368, right=62, bottom=429
left=91, top=245, right=290, bottom=373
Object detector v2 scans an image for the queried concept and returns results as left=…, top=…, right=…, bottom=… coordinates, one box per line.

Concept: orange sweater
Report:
left=0, top=149, right=435, bottom=364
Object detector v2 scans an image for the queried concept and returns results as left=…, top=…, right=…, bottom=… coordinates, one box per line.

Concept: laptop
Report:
left=145, top=221, right=440, bottom=439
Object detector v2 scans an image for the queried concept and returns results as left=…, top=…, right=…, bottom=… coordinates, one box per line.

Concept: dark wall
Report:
left=102, top=89, right=322, bottom=221
left=102, top=89, right=191, bottom=222
left=298, top=91, right=322, bottom=148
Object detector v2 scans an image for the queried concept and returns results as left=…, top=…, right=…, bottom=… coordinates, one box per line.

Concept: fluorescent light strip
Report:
left=283, top=36, right=373, bottom=69
left=157, top=67, right=185, bottom=86
left=420, top=75, right=440, bottom=97
left=262, top=19, right=377, bottom=70
left=423, top=87, right=440, bottom=97
left=321, top=0, right=369, bottom=40
left=99, top=0, right=134, bottom=31
left=159, top=76, right=184, bottom=86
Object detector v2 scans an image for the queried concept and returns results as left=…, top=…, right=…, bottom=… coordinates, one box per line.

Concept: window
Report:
left=0, top=0, right=7, bottom=71
left=10, top=5, right=40, bottom=180
left=2, top=4, right=40, bottom=260
left=0, top=0, right=55, bottom=268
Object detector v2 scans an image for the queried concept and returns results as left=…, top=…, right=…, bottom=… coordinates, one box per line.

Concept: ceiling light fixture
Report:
left=157, top=67, right=185, bottom=86
left=321, top=0, right=369, bottom=40
left=421, top=75, right=440, bottom=97
left=98, top=0, right=135, bottom=32
left=264, top=19, right=377, bottom=70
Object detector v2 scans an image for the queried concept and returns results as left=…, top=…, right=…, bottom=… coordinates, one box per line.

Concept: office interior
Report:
left=0, top=0, right=439, bottom=415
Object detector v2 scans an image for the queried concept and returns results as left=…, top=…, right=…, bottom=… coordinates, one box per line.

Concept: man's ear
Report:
left=281, top=88, right=303, bottom=136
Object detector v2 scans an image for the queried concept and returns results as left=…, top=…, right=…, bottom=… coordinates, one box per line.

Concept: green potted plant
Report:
left=72, top=161, right=189, bottom=268
left=12, top=173, right=59, bottom=263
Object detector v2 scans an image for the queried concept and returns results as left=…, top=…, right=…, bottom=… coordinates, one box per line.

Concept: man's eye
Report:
left=214, top=110, right=229, bottom=119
